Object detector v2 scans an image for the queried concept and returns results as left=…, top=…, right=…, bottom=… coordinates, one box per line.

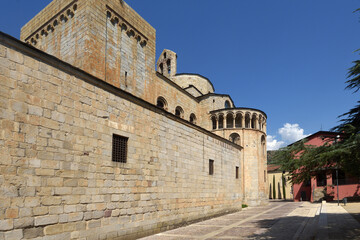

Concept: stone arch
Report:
left=211, top=115, right=217, bottom=130
left=235, top=112, right=243, bottom=128
left=258, top=115, right=263, bottom=130
left=175, top=106, right=184, bottom=118
left=229, top=133, right=241, bottom=145
left=251, top=113, right=257, bottom=129
left=156, top=96, right=167, bottom=110
left=189, top=113, right=197, bottom=124
left=226, top=112, right=234, bottom=128
left=245, top=113, right=251, bottom=128
left=225, top=100, right=231, bottom=109
left=218, top=114, right=224, bottom=129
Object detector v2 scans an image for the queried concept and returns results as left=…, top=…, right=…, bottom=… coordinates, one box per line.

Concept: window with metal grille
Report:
left=112, top=134, right=128, bottom=163
left=209, top=159, right=214, bottom=175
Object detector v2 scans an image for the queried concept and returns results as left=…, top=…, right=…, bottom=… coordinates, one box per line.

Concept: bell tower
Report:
left=157, top=49, right=177, bottom=78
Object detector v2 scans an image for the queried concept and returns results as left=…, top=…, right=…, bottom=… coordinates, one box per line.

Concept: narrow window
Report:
left=159, top=63, right=163, bottom=74
left=156, top=97, right=167, bottom=110
left=167, top=59, right=171, bottom=74
left=209, top=159, right=214, bottom=175
left=125, top=71, right=128, bottom=87
left=112, top=134, right=128, bottom=163
left=236, top=166, right=239, bottom=179
left=175, top=106, right=184, bottom=118
left=316, top=171, right=327, bottom=187
left=211, top=116, right=217, bottom=130
left=189, top=113, right=196, bottom=124
left=225, top=100, right=231, bottom=109
left=218, top=115, right=224, bottom=129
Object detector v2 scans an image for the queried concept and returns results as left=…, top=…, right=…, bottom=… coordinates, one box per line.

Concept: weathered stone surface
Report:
left=0, top=0, right=267, bottom=239
left=0, top=219, right=13, bottom=231
left=34, top=215, right=59, bottom=226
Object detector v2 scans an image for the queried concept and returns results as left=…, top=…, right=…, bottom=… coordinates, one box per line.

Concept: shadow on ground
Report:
left=238, top=213, right=360, bottom=240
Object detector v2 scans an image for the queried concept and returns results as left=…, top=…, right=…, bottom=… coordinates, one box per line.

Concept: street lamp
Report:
left=335, top=135, right=340, bottom=206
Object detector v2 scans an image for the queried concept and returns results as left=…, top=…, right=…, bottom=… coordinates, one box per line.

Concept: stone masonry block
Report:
left=23, top=227, right=44, bottom=239
left=0, top=219, right=13, bottom=231
left=34, top=215, right=59, bottom=226
left=7, top=49, right=24, bottom=64
left=14, top=217, right=34, bottom=229
left=44, top=224, right=64, bottom=235
left=4, top=229, right=23, bottom=240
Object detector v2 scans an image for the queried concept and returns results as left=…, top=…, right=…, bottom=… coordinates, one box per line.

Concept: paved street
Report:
left=140, top=201, right=360, bottom=240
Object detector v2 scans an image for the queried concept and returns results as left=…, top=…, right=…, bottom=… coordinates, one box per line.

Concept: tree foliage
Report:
left=273, top=131, right=360, bottom=184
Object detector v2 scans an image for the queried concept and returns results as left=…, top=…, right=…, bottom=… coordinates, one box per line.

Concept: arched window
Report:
left=167, top=59, right=171, bottom=74
left=251, top=114, right=257, bottom=129
left=226, top=113, right=234, bottom=128
left=225, top=100, right=231, bottom=109
left=175, top=106, right=184, bottom=118
left=218, top=115, right=224, bottom=129
left=189, top=113, right=197, bottom=124
left=235, top=113, right=242, bottom=128
left=261, top=135, right=266, bottom=156
left=245, top=114, right=250, bottom=128
left=156, top=96, right=167, bottom=110
left=229, top=133, right=241, bottom=145
left=211, top=116, right=217, bottom=130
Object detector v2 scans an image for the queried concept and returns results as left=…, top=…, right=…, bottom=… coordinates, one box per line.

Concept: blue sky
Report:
left=1, top=0, right=359, bottom=150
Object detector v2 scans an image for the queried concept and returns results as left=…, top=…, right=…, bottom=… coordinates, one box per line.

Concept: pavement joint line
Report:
left=316, top=201, right=329, bottom=240
left=157, top=233, right=202, bottom=239
left=292, top=203, right=320, bottom=240
left=198, top=202, right=291, bottom=240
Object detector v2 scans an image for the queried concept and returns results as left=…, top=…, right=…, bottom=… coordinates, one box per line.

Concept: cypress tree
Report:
left=272, top=175, right=276, bottom=199
left=282, top=173, right=286, bottom=200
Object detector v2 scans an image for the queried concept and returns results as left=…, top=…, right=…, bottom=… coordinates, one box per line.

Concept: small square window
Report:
left=209, top=159, right=214, bottom=175
left=112, top=134, right=128, bottom=163
left=236, top=166, right=239, bottom=179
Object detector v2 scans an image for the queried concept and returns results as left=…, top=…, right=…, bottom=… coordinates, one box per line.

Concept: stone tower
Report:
left=156, top=49, right=177, bottom=78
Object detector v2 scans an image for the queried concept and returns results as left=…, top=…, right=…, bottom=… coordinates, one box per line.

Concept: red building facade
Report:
left=292, top=131, right=360, bottom=202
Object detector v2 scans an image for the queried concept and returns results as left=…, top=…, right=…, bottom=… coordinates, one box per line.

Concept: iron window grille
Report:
left=112, top=134, right=128, bottom=163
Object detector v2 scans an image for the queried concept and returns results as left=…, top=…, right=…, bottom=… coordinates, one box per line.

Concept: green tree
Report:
left=282, top=173, right=286, bottom=199
left=272, top=175, right=276, bottom=199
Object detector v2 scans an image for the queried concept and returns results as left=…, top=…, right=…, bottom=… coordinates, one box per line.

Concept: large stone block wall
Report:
left=211, top=128, right=267, bottom=206
left=20, top=0, right=212, bottom=133
left=0, top=36, right=243, bottom=239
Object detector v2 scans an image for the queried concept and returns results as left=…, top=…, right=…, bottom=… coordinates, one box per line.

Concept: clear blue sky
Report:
left=1, top=0, right=359, bottom=149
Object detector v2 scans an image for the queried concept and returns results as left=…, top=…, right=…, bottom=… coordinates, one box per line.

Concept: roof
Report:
left=175, top=73, right=215, bottom=92
left=288, top=131, right=341, bottom=146
left=267, top=164, right=281, bottom=172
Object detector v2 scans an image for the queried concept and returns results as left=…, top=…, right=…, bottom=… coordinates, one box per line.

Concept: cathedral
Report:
left=0, top=0, right=267, bottom=239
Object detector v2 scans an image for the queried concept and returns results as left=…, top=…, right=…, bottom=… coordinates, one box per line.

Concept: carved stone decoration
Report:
left=24, top=0, right=79, bottom=46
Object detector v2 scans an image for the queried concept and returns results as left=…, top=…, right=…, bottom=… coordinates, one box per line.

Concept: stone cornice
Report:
left=106, top=5, right=148, bottom=47
left=24, top=0, right=78, bottom=46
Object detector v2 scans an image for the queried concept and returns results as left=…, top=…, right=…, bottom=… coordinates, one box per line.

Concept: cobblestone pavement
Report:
left=140, top=201, right=360, bottom=240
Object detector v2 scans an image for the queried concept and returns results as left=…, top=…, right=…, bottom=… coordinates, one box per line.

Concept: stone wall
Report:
left=0, top=34, right=243, bottom=239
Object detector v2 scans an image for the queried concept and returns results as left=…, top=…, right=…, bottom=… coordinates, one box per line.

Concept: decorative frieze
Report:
left=25, top=0, right=78, bottom=46
left=106, top=6, right=148, bottom=47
